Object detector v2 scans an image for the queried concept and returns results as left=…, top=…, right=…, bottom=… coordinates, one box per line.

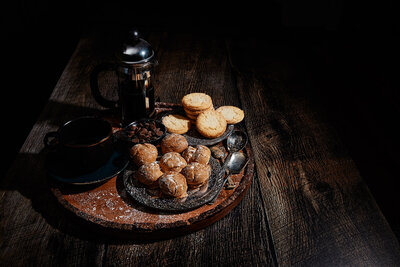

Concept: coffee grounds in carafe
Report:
left=119, top=79, right=155, bottom=125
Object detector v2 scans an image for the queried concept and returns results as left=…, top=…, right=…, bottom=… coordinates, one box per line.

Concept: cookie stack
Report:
left=162, top=92, right=245, bottom=139
left=182, top=93, right=214, bottom=123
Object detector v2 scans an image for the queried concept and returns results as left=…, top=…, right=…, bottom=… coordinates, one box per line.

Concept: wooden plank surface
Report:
left=227, top=36, right=400, bottom=265
left=102, top=32, right=275, bottom=266
left=0, top=30, right=275, bottom=266
left=1, top=27, right=400, bottom=266
left=0, top=35, right=108, bottom=266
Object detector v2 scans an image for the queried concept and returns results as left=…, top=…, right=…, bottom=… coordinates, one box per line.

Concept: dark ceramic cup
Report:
left=44, top=117, right=114, bottom=174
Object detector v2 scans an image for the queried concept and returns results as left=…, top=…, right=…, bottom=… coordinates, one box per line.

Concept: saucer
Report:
left=46, top=150, right=129, bottom=185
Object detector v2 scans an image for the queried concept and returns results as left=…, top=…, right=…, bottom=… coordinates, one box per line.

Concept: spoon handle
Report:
left=207, top=171, right=231, bottom=205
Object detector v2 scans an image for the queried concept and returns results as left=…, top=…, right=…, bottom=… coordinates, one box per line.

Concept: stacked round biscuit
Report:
left=162, top=92, right=245, bottom=139
left=182, top=93, right=227, bottom=139
left=182, top=93, right=214, bottom=123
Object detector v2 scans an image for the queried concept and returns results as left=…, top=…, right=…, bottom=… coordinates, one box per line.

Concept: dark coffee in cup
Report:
left=44, top=117, right=114, bottom=174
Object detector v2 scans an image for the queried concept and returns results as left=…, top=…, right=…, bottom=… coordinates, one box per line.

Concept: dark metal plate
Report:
left=183, top=125, right=234, bottom=146
left=123, top=156, right=226, bottom=212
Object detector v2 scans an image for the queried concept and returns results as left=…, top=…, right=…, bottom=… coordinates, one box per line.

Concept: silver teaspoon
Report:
left=208, top=151, right=249, bottom=204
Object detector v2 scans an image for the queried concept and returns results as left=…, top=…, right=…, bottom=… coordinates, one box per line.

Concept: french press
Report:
left=90, top=30, right=157, bottom=126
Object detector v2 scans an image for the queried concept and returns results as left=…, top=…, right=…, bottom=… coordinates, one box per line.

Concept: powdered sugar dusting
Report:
left=162, top=174, right=177, bottom=189
left=62, top=175, right=235, bottom=225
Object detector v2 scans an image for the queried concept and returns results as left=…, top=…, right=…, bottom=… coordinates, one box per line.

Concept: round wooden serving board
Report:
left=49, top=103, right=254, bottom=239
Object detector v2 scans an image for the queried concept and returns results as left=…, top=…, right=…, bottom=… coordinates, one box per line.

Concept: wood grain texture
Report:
left=0, top=30, right=275, bottom=266
left=227, top=37, right=400, bottom=265
left=49, top=142, right=254, bottom=238
left=2, top=26, right=399, bottom=266
left=103, top=32, right=275, bottom=266
left=0, top=34, right=108, bottom=266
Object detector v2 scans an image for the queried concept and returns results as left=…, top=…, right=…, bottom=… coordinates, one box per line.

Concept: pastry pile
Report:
left=162, top=93, right=244, bottom=139
left=130, top=133, right=212, bottom=198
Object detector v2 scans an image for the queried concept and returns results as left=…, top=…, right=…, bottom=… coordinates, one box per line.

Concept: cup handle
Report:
left=90, top=62, right=118, bottom=108
left=44, top=131, right=59, bottom=148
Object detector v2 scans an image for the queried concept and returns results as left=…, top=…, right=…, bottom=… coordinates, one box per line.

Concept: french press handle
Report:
left=90, top=62, right=118, bottom=109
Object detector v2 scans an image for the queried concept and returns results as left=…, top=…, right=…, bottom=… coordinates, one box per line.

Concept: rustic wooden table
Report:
left=1, top=28, right=400, bottom=266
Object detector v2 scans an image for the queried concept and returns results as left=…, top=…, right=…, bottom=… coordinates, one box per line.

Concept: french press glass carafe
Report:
left=90, top=30, right=157, bottom=126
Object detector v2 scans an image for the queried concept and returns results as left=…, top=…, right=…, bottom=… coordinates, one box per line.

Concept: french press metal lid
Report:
left=115, top=30, right=155, bottom=65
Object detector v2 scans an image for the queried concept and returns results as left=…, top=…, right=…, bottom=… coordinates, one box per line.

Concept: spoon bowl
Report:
left=226, top=130, right=248, bottom=153
left=208, top=151, right=249, bottom=204
left=225, top=151, right=249, bottom=174
left=221, top=130, right=248, bottom=189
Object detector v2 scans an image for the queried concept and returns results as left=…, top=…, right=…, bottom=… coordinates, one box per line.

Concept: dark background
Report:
left=1, top=0, right=399, bottom=238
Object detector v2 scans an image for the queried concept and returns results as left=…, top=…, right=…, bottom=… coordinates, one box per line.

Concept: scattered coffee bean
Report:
left=126, top=120, right=164, bottom=143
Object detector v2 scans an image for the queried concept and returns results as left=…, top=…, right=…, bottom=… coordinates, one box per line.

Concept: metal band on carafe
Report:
left=132, top=70, right=151, bottom=81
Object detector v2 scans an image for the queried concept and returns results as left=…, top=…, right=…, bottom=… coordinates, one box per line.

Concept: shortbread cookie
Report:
left=196, top=110, right=227, bottom=139
left=162, top=114, right=191, bottom=134
left=184, top=105, right=214, bottom=124
left=184, top=114, right=198, bottom=125
left=184, top=105, right=214, bottom=116
left=184, top=112, right=198, bottom=121
left=182, top=93, right=212, bottom=111
left=216, top=106, right=244, bottom=124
